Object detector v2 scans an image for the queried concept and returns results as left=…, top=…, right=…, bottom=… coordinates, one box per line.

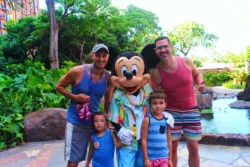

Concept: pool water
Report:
left=201, top=98, right=250, bottom=134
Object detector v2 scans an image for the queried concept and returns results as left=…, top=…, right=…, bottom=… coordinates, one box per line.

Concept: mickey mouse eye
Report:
left=131, top=64, right=138, bottom=76
left=121, top=66, right=128, bottom=76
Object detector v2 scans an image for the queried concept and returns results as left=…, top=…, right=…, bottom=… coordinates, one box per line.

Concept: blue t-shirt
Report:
left=67, top=65, right=108, bottom=126
left=92, top=129, right=115, bottom=167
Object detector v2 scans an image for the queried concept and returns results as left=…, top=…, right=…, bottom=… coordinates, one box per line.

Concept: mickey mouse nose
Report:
left=125, top=72, right=133, bottom=80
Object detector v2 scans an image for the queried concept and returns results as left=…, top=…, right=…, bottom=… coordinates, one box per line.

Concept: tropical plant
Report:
left=0, top=60, right=74, bottom=150
left=223, top=80, right=245, bottom=89
left=2, top=17, right=39, bottom=63
left=244, top=45, right=250, bottom=61
left=203, top=71, right=231, bottom=86
left=191, top=55, right=203, bottom=67
left=45, top=0, right=116, bottom=69
left=166, top=21, right=218, bottom=56
left=229, top=71, right=248, bottom=86
left=223, top=52, right=244, bottom=63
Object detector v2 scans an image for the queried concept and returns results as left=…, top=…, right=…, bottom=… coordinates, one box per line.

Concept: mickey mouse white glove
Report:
left=117, top=127, right=134, bottom=145
left=163, top=112, right=175, bottom=128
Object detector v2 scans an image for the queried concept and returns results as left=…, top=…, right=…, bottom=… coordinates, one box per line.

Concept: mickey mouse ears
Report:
left=141, top=43, right=160, bottom=69
left=105, top=46, right=118, bottom=71
left=105, top=43, right=160, bottom=71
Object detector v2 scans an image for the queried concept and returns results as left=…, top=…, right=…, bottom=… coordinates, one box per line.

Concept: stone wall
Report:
left=180, top=133, right=250, bottom=146
left=198, top=67, right=231, bottom=74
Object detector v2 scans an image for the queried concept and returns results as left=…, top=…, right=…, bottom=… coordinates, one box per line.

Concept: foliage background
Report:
left=0, top=60, right=74, bottom=150
left=0, top=0, right=248, bottom=150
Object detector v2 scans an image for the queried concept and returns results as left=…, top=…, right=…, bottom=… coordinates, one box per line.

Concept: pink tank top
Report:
left=157, top=56, right=197, bottom=110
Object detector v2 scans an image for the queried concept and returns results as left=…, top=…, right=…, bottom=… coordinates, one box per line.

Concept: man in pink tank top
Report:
left=151, top=36, right=205, bottom=167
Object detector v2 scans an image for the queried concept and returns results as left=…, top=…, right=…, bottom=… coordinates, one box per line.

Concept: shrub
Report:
left=229, top=71, right=248, bottom=85
left=222, top=71, right=249, bottom=89
left=193, top=59, right=203, bottom=67
left=236, top=63, right=245, bottom=68
left=223, top=80, right=245, bottom=89
left=203, top=71, right=231, bottom=86
left=0, top=60, right=75, bottom=150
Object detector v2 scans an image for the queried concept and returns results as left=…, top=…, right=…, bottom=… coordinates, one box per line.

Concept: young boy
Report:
left=141, top=91, right=174, bottom=167
left=86, top=112, right=123, bottom=167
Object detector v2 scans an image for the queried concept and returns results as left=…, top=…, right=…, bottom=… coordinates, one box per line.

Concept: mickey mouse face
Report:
left=115, top=56, right=144, bottom=80
left=111, top=53, right=150, bottom=94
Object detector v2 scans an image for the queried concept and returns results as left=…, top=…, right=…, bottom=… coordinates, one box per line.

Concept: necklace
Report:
left=91, top=65, right=105, bottom=82
left=126, top=89, right=144, bottom=106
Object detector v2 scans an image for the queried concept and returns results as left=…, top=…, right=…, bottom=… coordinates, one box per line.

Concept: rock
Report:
left=212, top=86, right=242, bottom=99
left=237, top=75, right=250, bottom=101
left=200, top=133, right=250, bottom=146
left=23, top=108, right=66, bottom=142
left=196, top=93, right=213, bottom=109
left=180, top=133, right=250, bottom=146
left=204, top=87, right=213, bottom=96
left=229, top=100, right=250, bottom=109
left=223, top=134, right=249, bottom=146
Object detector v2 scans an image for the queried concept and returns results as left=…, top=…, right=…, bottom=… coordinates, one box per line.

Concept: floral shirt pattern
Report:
left=108, top=84, right=152, bottom=150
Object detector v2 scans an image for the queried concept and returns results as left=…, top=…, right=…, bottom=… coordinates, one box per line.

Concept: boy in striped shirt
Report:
left=141, top=91, right=174, bottom=167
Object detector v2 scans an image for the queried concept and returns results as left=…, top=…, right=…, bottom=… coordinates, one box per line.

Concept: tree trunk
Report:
left=46, top=0, right=59, bottom=69
left=245, top=60, right=250, bottom=73
left=92, top=25, right=97, bottom=44
left=79, top=40, right=85, bottom=64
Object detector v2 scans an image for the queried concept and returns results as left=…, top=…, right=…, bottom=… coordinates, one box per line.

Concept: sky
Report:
left=39, top=0, right=250, bottom=56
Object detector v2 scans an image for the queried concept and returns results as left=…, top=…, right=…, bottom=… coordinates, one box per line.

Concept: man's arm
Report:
left=182, top=57, right=205, bottom=93
left=55, top=66, right=90, bottom=103
left=141, top=117, right=150, bottom=167
left=86, top=138, right=94, bottom=167
left=111, top=132, right=123, bottom=148
left=104, top=73, right=114, bottom=114
left=167, top=126, right=173, bottom=167
left=151, top=68, right=162, bottom=91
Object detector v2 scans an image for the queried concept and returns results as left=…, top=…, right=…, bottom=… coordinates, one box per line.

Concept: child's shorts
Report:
left=150, top=158, right=168, bottom=167
left=165, top=107, right=202, bottom=141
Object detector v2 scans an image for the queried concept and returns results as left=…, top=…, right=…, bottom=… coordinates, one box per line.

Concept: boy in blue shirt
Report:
left=86, top=112, right=122, bottom=167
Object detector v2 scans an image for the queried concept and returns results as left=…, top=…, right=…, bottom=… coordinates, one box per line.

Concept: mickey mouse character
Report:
left=108, top=51, right=152, bottom=167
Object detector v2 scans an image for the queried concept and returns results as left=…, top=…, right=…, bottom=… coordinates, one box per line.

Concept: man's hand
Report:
left=168, top=160, right=173, bottom=167
left=144, top=158, right=151, bottom=167
left=117, top=127, right=134, bottom=145
left=197, top=84, right=205, bottom=93
left=197, top=80, right=205, bottom=93
left=109, top=126, right=117, bottom=134
left=85, top=161, right=90, bottom=167
left=73, top=93, right=90, bottom=103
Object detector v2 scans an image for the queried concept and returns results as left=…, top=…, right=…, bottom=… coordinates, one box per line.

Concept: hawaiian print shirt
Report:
left=108, top=83, right=152, bottom=150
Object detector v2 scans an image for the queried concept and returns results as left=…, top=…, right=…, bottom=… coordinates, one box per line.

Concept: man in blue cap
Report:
left=56, top=43, right=113, bottom=167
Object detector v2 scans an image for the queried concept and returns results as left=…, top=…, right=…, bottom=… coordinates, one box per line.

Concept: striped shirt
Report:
left=147, top=114, right=169, bottom=160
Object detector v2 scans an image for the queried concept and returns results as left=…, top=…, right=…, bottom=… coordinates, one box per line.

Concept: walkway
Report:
left=212, top=86, right=243, bottom=99
left=0, top=140, right=249, bottom=167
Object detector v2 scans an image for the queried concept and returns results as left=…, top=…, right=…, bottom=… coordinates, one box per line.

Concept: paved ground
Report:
left=211, top=86, right=243, bottom=98
left=1, top=86, right=248, bottom=167
left=0, top=140, right=249, bottom=167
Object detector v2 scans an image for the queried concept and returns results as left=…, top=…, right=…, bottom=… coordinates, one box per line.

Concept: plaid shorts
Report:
left=165, top=107, right=202, bottom=141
